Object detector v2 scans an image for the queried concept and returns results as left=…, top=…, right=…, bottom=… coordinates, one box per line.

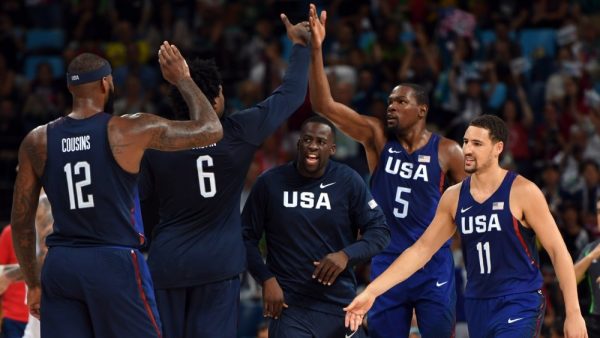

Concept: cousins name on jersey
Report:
left=283, top=191, right=331, bottom=210
left=384, top=157, right=429, bottom=181
left=62, top=135, right=91, bottom=152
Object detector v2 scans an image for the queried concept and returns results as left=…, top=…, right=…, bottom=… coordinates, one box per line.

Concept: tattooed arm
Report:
left=11, top=126, right=46, bottom=318
left=108, top=41, right=223, bottom=173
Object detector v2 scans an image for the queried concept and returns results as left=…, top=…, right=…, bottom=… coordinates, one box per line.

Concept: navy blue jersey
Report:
left=139, top=45, right=310, bottom=289
left=42, top=113, right=144, bottom=248
left=242, top=161, right=390, bottom=315
left=456, top=171, right=543, bottom=298
left=370, top=133, right=447, bottom=255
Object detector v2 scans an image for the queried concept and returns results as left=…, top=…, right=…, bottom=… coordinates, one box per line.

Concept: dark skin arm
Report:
left=438, top=137, right=466, bottom=184
left=109, top=41, right=224, bottom=173
left=11, top=126, right=46, bottom=318
left=12, top=41, right=223, bottom=318
left=308, top=4, right=386, bottom=172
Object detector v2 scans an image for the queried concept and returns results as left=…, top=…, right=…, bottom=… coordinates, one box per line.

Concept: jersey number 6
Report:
left=196, top=155, right=216, bottom=198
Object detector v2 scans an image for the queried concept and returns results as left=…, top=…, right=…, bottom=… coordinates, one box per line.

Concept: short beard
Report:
left=104, top=89, right=115, bottom=114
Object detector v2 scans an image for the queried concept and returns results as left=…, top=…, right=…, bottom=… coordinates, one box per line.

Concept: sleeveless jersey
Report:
left=370, top=133, right=447, bottom=254
left=456, top=171, right=543, bottom=298
left=42, top=113, right=144, bottom=248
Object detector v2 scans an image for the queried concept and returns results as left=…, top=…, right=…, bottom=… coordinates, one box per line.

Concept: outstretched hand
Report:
left=157, top=41, right=190, bottom=85
left=343, top=290, right=376, bottom=331
left=309, top=3, right=327, bottom=48
left=281, top=13, right=310, bottom=46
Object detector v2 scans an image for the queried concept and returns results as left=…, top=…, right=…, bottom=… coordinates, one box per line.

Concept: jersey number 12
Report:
left=64, top=161, right=94, bottom=210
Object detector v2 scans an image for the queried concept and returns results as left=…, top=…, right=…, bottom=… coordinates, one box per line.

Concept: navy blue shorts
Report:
left=464, top=290, right=545, bottom=338
left=41, top=246, right=162, bottom=338
left=269, top=305, right=366, bottom=338
left=368, top=249, right=456, bottom=338
left=155, top=276, right=240, bottom=338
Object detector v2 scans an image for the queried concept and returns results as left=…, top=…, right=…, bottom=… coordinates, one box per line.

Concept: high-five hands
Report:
left=309, top=3, right=327, bottom=48
left=158, top=41, right=190, bottom=85
left=280, top=13, right=310, bottom=46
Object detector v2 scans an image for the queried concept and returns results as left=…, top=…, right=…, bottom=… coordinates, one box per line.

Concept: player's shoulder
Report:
left=437, top=181, right=463, bottom=214
left=256, top=162, right=293, bottom=181
left=21, top=124, right=47, bottom=150
left=443, top=180, right=463, bottom=199
left=436, top=134, right=462, bottom=155
left=510, top=173, right=541, bottom=195
left=328, top=161, right=364, bottom=183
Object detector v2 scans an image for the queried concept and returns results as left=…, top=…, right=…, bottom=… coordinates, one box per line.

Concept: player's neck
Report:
left=395, top=127, right=430, bottom=153
left=470, top=165, right=507, bottom=195
left=70, top=97, right=105, bottom=119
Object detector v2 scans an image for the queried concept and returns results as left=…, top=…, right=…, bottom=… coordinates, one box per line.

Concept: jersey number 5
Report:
left=393, top=187, right=411, bottom=218
left=196, top=155, right=216, bottom=197
left=64, top=161, right=94, bottom=210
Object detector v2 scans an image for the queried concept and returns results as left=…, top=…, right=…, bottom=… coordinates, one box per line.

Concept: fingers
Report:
left=280, top=13, right=291, bottom=28
left=344, top=311, right=364, bottom=331
left=263, top=300, right=287, bottom=319
left=312, top=260, right=323, bottom=280
left=158, top=41, right=180, bottom=63
left=309, top=4, right=317, bottom=25
left=312, top=260, right=330, bottom=284
left=320, top=9, right=327, bottom=25
left=319, top=263, right=337, bottom=285
left=325, top=268, right=343, bottom=286
left=30, top=306, right=40, bottom=320
left=273, top=301, right=282, bottom=319
left=263, top=299, right=273, bottom=318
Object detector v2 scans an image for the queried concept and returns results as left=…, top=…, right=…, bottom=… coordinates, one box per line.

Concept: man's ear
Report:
left=495, top=141, right=504, bottom=158
left=419, top=104, right=428, bottom=118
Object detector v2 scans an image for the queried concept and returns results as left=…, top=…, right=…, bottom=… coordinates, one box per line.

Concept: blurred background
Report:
left=0, top=1, right=598, bottom=337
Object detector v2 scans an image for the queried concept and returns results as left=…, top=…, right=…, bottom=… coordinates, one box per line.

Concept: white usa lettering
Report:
left=283, top=191, right=331, bottom=210
left=384, top=157, right=429, bottom=181
left=461, top=214, right=502, bottom=234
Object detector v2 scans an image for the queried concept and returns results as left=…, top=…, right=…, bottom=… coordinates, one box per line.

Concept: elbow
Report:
left=206, top=122, right=224, bottom=144
left=310, top=97, right=331, bottom=116
left=379, top=229, right=391, bottom=251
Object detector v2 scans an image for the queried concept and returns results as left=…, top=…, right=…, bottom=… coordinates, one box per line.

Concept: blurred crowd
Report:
left=0, top=0, right=599, bottom=337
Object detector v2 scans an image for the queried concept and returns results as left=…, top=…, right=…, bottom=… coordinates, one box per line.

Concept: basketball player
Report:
left=138, top=13, right=310, bottom=338
left=308, top=5, right=465, bottom=337
left=344, top=115, right=587, bottom=338
left=10, top=41, right=223, bottom=338
left=242, top=116, right=390, bottom=337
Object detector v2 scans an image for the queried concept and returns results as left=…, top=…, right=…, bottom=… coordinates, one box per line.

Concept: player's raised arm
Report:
left=231, top=13, right=310, bottom=146
left=308, top=4, right=384, bottom=156
left=130, top=41, right=222, bottom=150
left=513, top=177, right=587, bottom=338
left=343, top=185, right=459, bottom=330
left=109, top=41, right=223, bottom=173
